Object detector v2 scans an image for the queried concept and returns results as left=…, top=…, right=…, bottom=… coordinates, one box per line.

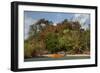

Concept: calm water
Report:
left=24, top=56, right=90, bottom=62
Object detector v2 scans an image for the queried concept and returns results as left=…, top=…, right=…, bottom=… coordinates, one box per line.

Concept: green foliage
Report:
left=24, top=41, right=33, bottom=58
left=24, top=18, right=90, bottom=58
left=59, top=34, right=73, bottom=52
left=45, top=32, right=59, bottom=53
left=80, top=29, right=90, bottom=51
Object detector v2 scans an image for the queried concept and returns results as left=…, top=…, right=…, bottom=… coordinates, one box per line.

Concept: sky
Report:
left=24, top=11, right=90, bottom=39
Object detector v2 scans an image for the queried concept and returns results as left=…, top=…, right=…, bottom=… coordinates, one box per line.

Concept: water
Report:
left=24, top=56, right=90, bottom=62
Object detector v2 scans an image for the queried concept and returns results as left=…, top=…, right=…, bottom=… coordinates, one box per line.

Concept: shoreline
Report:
left=66, top=54, right=90, bottom=56
left=24, top=55, right=90, bottom=62
left=42, top=54, right=90, bottom=58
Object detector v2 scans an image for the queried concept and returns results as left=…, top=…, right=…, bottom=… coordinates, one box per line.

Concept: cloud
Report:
left=73, top=14, right=90, bottom=29
left=24, top=16, right=37, bottom=39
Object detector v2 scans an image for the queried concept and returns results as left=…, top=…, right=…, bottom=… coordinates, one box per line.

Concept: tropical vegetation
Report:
left=24, top=18, right=90, bottom=58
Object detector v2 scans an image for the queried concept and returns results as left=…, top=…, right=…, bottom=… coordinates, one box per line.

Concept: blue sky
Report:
left=24, top=11, right=74, bottom=23
left=24, top=11, right=90, bottom=39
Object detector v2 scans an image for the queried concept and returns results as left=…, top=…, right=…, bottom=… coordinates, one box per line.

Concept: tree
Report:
left=70, top=30, right=82, bottom=54
left=24, top=41, right=34, bottom=58
left=25, top=18, right=90, bottom=58
left=58, top=29, right=74, bottom=54
left=45, top=32, right=59, bottom=53
left=80, top=29, right=90, bottom=52
left=28, top=18, right=53, bottom=38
